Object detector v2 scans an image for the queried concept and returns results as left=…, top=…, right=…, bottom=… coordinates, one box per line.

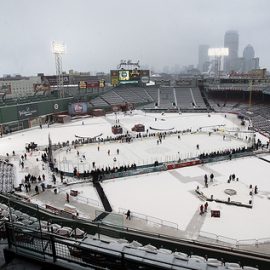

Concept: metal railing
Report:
left=199, top=231, right=270, bottom=248
left=118, top=207, right=179, bottom=230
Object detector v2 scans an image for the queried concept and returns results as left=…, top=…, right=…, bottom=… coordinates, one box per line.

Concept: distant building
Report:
left=198, top=45, right=210, bottom=72
left=241, top=44, right=259, bottom=72
left=224, top=30, right=239, bottom=73
left=0, top=75, right=41, bottom=98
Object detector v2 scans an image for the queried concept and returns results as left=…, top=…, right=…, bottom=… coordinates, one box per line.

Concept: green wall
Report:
left=0, top=97, right=73, bottom=124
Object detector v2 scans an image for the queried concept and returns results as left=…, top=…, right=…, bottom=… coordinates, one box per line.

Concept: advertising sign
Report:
left=0, top=84, right=12, bottom=94
left=79, top=81, right=101, bottom=89
left=140, top=70, right=150, bottom=77
left=130, top=69, right=140, bottom=81
left=175, top=80, right=193, bottom=87
left=155, top=80, right=171, bottom=86
left=99, top=80, right=105, bottom=88
left=86, top=81, right=99, bottom=88
left=33, top=84, right=51, bottom=92
left=110, top=69, right=150, bottom=85
left=111, top=77, right=119, bottom=86
left=141, top=76, right=150, bottom=83
left=42, top=75, right=70, bottom=86
left=17, top=104, right=38, bottom=120
left=119, top=70, right=130, bottom=81
left=68, top=102, right=88, bottom=115
left=79, top=81, right=87, bottom=89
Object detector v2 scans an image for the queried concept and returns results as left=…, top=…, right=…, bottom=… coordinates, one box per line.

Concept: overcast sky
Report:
left=0, top=0, right=269, bottom=76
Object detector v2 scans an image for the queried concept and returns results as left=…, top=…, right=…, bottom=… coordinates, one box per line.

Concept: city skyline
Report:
left=0, top=0, right=269, bottom=76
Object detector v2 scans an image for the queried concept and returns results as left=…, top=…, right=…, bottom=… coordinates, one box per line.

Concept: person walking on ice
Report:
left=200, top=204, right=204, bottom=215
left=126, top=209, right=131, bottom=220
left=204, top=174, right=208, bottom=187
left=204, top=202, right=208, bottom=212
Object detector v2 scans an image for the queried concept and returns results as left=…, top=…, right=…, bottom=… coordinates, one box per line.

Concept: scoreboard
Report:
left=111, top=69, right=150, bottom=86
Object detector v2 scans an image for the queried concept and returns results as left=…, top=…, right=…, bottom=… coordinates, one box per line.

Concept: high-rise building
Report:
left=242, top=44, right=259, bottom=72
left=198, top=45, right=210, bottom=72
left=238, top=44, right=260, bottom=73
left=224, top=30, right=239, bottom=73
left=243, top=44, right=255, bottom=60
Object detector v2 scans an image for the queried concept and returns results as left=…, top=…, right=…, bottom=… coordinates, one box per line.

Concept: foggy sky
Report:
left=0, top=0, right=269, bottom=76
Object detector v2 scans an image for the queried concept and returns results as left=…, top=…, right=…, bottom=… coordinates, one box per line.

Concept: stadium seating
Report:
left=191, top=88, right=207, bottom=109
left=144, top=87, right=159, bottom=103
left=101, top=90, right=125, bottom=105
left=114, top=87, right=147, bottom=103
left=175, top=87, right=194, bottom=109
left=0, top=161, right=15, bottom=193
left=90, top=96, right=109, bottom=107
left=159, top=87, right=176, bottom=108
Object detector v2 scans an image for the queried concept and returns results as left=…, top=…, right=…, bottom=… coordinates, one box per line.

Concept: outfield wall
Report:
left=0, top=97, right=73, bottom=133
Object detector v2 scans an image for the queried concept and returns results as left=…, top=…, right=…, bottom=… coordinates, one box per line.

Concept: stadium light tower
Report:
left=52, top=41, right=66, bottom=98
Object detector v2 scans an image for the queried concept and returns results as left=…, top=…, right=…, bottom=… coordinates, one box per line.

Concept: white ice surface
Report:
left=1, top=111, right=270, bottom=242
left=102, top=171, right=201, bottom=230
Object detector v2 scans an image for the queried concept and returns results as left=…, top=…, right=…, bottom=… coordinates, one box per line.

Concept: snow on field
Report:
left=200, top=157, right=270, bottom=240
left=175, top=166, right=208, bottom=178
left=1, top=111, right=270, bottom=242
left=50, top=111, right=252, bottom=173
left=102, top=156, right=270, bottom=240
left=102, top=171, right=201, bottom=230
left=0, top=117, right=112, bottom=154
left=201, top=196, right=270, bottom=240
left=55, top=132, right=249, bottom=173
left=201, top=181, right=252, bottom=205
left=260, top=154, right=270, bottom=162
left=0, top=112, right=250, bottom=156
left=206, top=157, right=270, bottom=192
left=109, top=111, right=243, bottom=133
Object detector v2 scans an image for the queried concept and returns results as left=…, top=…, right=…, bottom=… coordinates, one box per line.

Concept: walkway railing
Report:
left=73, top=194, right=100, bottom=208
left=199, top=231, right=270, bottom=248
left=57, top=186, right=101, bottom=208
left=118, top=207, right=179, bottom=230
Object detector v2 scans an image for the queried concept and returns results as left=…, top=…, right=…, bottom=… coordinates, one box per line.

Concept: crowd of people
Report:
left=51, top=128, right=196, bottom=152
left=199, top=146, right=252, bottom=160
left=73, top=163, right=138, bottom=180
left=17, top=172, right=47, bottom=193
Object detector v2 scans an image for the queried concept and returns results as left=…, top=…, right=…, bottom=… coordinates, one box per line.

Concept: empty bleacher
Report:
left=90, top=86, right=207, bottom=110
left=126, top=86, right=154, bottom=102
left=101, top=90, right=124, bottom=105
left=90, top=96, right=109, bottom=107
left=159, top=87, right=175, bottom=108
left=191, top=88, right=207, bottom=109
left=175, top=87, right=194, bottom=109
left=0, top=161, right=15, bottom=193
left=91, top=86, right=159, bottom=108
left=144, top=87, right=158, bottom=104
left=114, top=87, right=147, bottom=103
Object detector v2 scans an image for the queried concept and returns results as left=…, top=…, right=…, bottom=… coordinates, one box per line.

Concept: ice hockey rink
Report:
left=1, top=111, right=270, bottom=246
